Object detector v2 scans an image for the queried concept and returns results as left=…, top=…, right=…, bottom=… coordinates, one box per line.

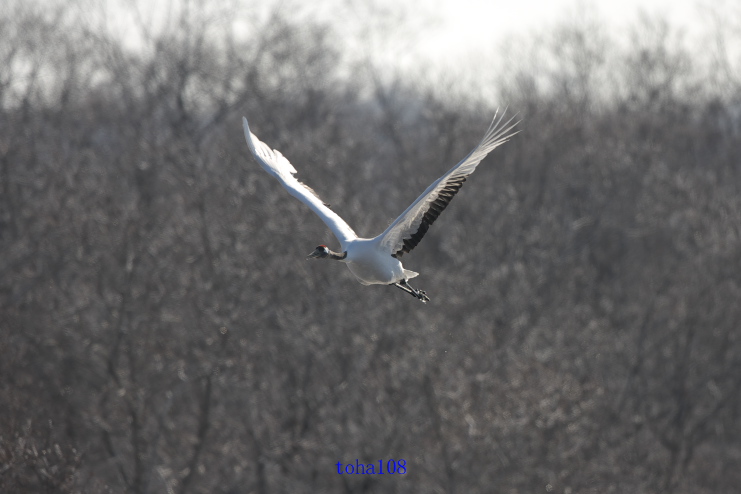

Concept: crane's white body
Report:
left=342, top=237, right=417, bottom=285
left=242, top=112, right=518, bottom=299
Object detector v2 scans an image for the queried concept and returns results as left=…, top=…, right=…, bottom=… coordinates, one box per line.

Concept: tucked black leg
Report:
left=393, top=282, right=415, bottom=296
left=392, top=279, right=430, bottom=303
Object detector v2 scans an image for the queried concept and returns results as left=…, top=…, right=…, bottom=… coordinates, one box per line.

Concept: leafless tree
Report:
left=1, top=1, right=740, bottom=492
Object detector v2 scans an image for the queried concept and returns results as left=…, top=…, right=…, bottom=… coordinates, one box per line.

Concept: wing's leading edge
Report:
left=243, top=117, right=357, bottom=250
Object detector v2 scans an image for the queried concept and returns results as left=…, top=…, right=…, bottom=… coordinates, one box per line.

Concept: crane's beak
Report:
left=306, top=250, right=321, bottom=260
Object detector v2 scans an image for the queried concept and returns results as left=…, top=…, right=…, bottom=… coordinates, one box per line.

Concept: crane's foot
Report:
left=393, top=279, right=430, bottom=303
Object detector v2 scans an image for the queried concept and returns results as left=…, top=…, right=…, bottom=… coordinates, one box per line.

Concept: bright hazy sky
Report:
left=369, top=0, right=717, bottom=70
left=105, top=0, right=738, bottom=87
left=417, top=0, right=702, bottom=57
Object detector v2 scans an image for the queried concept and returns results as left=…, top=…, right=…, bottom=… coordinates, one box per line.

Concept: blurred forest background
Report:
left=2, top=0, right=741, bottom=492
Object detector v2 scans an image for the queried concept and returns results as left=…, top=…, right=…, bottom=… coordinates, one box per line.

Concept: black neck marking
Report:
left=328, top=250, right=347, bottom=260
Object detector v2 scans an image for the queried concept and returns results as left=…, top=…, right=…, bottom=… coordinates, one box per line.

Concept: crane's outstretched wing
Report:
left=243, top=118, right=357, bottom=250
left=377, top=110, right=519, bottom=258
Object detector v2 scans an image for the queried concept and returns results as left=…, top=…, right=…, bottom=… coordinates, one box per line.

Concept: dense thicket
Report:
left=2, top=1, right=740, bottom=493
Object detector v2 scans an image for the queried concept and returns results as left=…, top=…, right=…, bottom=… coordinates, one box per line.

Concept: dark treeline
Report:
left=1, top=1, right=740, bottom=493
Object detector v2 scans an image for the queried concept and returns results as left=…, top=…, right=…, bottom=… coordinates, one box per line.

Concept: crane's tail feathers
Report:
left=404, top=269, right=419, bottom=280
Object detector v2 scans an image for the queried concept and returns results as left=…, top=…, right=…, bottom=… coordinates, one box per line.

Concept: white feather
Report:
left=243, top=118, right=357, bottom=250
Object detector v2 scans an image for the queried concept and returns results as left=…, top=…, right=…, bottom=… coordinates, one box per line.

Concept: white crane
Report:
left=243, top=111, right=518, bottom=303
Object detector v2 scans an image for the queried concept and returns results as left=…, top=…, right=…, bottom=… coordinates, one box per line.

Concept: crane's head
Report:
left=306, top=245, right=330, bottom=260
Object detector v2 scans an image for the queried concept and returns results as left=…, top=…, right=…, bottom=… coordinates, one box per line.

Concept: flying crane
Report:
left=243, top=111, right=518, bottom=303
